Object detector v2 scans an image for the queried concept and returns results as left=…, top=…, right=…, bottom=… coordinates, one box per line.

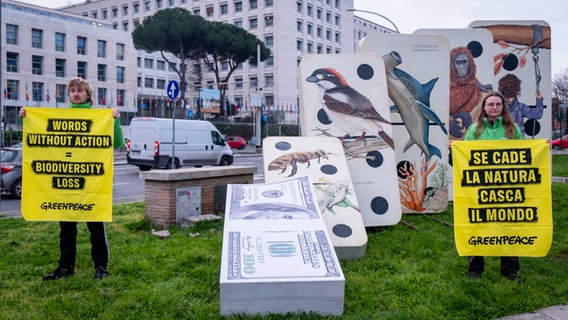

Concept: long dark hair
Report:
left=474, top=91, right=519, bottom=139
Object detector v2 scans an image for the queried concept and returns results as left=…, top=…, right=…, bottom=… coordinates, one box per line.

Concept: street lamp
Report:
left=346, top=8, right=399, bottom=33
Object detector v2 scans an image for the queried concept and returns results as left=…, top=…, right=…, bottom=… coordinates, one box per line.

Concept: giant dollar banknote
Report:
left=224, top=229, right=341, bottom=280
left=227, top=176, right=320, bottom=220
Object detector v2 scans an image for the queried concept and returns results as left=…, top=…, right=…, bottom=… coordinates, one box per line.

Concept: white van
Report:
left=127, top=117, right=233, bottom=171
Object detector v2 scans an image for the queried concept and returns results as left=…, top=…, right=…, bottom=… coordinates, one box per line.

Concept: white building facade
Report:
left=1, top=0, right=137, bottom=129
left=60, top=0, right=355, bottom=122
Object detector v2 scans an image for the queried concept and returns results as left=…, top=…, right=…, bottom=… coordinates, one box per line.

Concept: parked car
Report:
left=551, top=135, right=568, bottom=150
left=226, top=136, right=247, bottom=150
left=1, top=147, right=22, bottom=198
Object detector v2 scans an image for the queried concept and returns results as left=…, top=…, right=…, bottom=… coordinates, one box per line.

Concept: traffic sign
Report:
left=167, top=80, right=180, bottom=99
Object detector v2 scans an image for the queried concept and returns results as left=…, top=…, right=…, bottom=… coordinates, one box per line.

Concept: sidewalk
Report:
left=496, top=304, right=568, bottom=320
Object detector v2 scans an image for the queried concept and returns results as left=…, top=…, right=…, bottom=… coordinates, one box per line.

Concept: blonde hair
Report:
left=67, top=77, right=93, bottom=104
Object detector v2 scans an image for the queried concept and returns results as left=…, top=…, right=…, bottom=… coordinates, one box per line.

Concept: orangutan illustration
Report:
left=449, top=47, right=492, bottom=139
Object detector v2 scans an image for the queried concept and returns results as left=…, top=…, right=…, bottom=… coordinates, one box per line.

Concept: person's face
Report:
left=453, top=52, right=470, bottom=78
left=68, top=86, right=89, bottom=104
left=484, top=96, right=504, bottom=121
left=505, top=96, right=516, bottom=106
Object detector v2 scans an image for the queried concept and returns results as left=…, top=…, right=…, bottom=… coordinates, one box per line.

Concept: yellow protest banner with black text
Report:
left=22, top=108, right=114, bottom=222
left=452, top=139, right=551, bottom=257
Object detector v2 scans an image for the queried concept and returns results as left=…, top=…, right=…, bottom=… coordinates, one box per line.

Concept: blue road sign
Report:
left=167, top=80, right=180, bottom=99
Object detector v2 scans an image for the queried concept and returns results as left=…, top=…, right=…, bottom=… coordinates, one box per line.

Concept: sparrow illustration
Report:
left=306, top=68, right=394, bottom=149
left=382, top=51, right=447, bottom=161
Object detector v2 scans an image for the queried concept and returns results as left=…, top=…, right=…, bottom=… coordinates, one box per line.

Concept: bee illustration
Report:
left=268, top=149, right=330, bottom=177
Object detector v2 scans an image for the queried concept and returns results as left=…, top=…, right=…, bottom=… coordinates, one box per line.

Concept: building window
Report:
left=32, top=82, right=44, bottom=102
left=56, top=84, right=66, bottom=103
left=98, top=64, right=107, bottom=81
left=265, top=75, right=274, bottom=87
left=326, top=11, right=331, bottom=23
left=133, top=2, right=139, bottom=13
left=117, top=89, right=125, bottom=106
left=77, top=61, right=87, bottom=79
left=144, top=77, right=154, bottom=88
left=102, top=9, right=107, bottom=19
left=335, top=31, right=340, bottom=43
left=117, top=66, right=125, bottom=83
left=307, top=42, right=313, bottom=53
left=55, top=33, right=66, bottom=52
left=144, top=1, right=151, bottom=11
left=234, top=20, right=243, bottom=28
left=220, top=3, right=228, bottom=14
left=235, top=77, right=243, bottom=89
left=249, top=0, right=257, bottom=9
left=157, top=79, right=166, bottom=89
left=317, top=8, right=322, bottom=20
left=307, top=23, right=313, bottom=35
left=317, top=26, right=322, bottom=38
left=264, top=56, right=274, bottom=67
left=326, top=29, right=331, bottom=40
left=32, top=29, right=43, bottom=49
left=6, top=52, right=18, bottom=73
left=157, top=60, right=165, bottom=70
left=112, top=7, right=118, bottom=17
left=296, top=1, right=302, bottom=13
left=249, top=76, right=258, bottom=88
left=97, top=40, right=107, bottom=58
left=156, top=0, right=162, bottom=9
left=144, top=58, right=153, bottom=69
left=264, top=35, right=273, bottom=47
left=335, top=14, right=340, bottom=26
left=249, top=18, right=258, bottom=29
left=56, top=58, right=66, bottom=78
left=116, top=43, right=125, bottom=60
left=296, top=39, right=303, bottom=52
left=193, top=8, right=201, bottom=15
left=92, top=11, right=98, bottom=19
left=307, top=4, right=313, bottom=16
left=122, top=21, right=129, bottom=31
left=168, top=0, right=175, bottom=6
left=32, top=56, right=43, bottom=75
left=265, top=0, right=273, bottom=7
left=206, top=6, right=214, bottom=17
left=98, top=88, right=107, bottom=105
left=264, top=15, right=274, bottom=27
left=6, top=80, right=19, bottom=100
left=235, top=1, right=242, bottom=12
left=221, top=62, right=229, bottom=71
left=122, top=5, right=129, bottom=16
left=6, top=24, right=18, bottom=45
left=77, top=36, right=87, bottom=55
left=297, top=20, right=303, bottom=32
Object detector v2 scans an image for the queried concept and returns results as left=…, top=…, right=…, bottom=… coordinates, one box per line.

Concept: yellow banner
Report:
left=452, top=139, right=552, bottom=257
left=22, top=108, right=114, bottom=222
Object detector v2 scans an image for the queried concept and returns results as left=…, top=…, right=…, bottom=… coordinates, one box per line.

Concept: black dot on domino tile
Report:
left=396, top=160, right=414, bottom=179
left=317, top=108, right=332, bottom=125
left=467, top=41, right=483, bottom=58
left=370, top=196, right=389, bottom=215
left=332, top=224, right=353, bottom=238
left=320, top=164, right=338, bottom=175
left=523, top=119, right=540, bottom=137
left=365, top=150, right=384, bottom=168
left=274, top=141, right=291, bottom=151
left=357, top=64, right=374, bottom=80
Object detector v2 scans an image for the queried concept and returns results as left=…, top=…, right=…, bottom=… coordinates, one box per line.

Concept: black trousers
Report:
left=468, top=256, right=519, bottom=276
left=58, top=221, right=109, bottom=270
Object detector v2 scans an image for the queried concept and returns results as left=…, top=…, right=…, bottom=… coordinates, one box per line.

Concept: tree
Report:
left=132, top=8, right=270, bottom=120
left=132, top=8, right=207, bottom=117
left=553, top=68, right=568, bottom=104
left=199, top=22, right=271, bottom=119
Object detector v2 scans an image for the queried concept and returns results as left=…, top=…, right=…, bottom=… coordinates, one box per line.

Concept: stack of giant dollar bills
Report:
left=220, top=176, right=345, bottom=316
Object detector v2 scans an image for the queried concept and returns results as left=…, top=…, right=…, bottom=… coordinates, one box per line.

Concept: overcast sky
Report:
left=18, top=0, right=567, bottom=76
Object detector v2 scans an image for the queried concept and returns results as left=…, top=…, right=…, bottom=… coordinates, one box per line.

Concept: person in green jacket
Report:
left=463, top=91, right=523, bottom=282
left=19, top=77, right=119, bottom=280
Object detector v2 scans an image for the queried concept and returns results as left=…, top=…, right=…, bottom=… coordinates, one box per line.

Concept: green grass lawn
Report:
left=1, top=155, right=566, bottom=320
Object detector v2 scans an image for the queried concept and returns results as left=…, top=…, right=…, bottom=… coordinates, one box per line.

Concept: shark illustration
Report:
left=382, top=51, right=447, bottom=161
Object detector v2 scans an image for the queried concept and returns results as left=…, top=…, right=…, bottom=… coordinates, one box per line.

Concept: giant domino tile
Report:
left=298, top=53, right=402, bottom=227
left=263, top=136, right=367, bottom=260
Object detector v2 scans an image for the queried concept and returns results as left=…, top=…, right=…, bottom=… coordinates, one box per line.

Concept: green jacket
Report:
left=464, top=117, right=523, bottom=141
left=70, top=102, right=125, bottom=148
